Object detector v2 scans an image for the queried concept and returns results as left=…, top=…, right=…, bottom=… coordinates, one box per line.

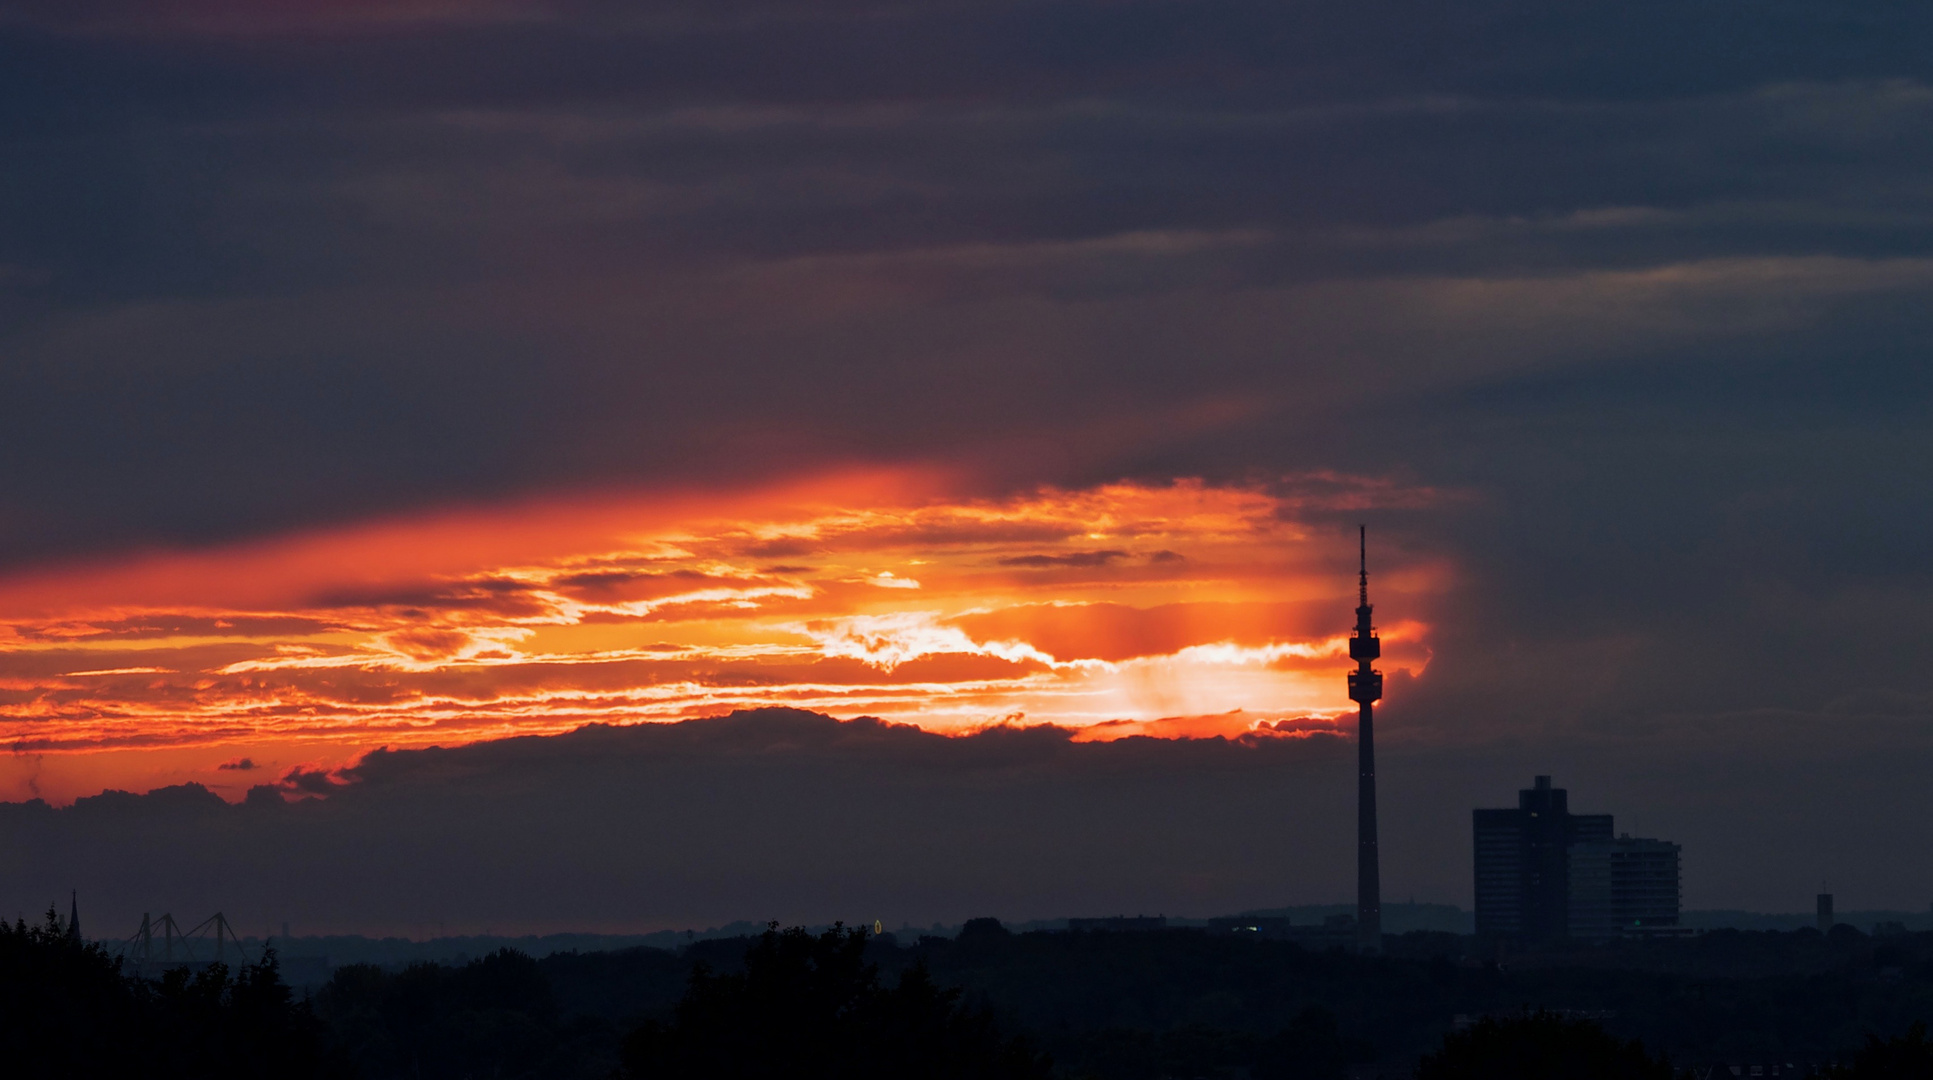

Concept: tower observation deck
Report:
left=1348, top=526, right=1383, bottom=953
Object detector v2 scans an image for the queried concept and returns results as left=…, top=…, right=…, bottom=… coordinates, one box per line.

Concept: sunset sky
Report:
left=0, top=471, right=1440, bottom=802
left=3, top=0, right=1932, bottom=924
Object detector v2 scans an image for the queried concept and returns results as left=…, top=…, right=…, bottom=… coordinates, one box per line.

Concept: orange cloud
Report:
left=0, top=469, right=1446, bottom=803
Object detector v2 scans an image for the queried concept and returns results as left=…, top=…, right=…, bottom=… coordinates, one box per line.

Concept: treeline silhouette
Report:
left=6, top=915, right=1933, bottom=1077
left=1417, top=1011, right=1675, bottom=1080
left=619, top=923, right=1051, bottom=1078
left=0, top=909, right=336, bottom=1078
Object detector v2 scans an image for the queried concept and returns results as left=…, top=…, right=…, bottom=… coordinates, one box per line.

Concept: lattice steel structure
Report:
left=119, top=911, right=254, bottom=973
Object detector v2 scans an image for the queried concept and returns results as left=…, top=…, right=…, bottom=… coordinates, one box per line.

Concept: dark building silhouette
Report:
left=1472, top=776, right=1613, bottom=941
left=1348, top=527, right=1383, bottom=954
left=66, top=890, right=81, bottom=943
left=1817, top=893, right=1834, bottom=933
left=1569, top=835, right=1682, bottom=940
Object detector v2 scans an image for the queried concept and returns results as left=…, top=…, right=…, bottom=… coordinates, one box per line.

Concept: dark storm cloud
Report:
left=6, top=708, right=1929, bottom=935
left=0, top=709, right=1359, bottom=935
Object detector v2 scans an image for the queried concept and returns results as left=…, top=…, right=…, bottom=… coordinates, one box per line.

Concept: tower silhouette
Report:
left=1347, top=526, right=1383, bottom=953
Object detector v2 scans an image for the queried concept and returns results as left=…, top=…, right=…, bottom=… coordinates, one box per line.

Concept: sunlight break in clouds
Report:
left=0, top=470, right=1442, bottom=802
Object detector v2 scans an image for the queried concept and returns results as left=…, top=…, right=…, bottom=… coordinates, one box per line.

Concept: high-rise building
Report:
left=1569, top=836, right=1682, bottom=941
left=1472, top=776, right=1613, bottom=941
left=1348, top=527, right=1383, bottom=954
left=1473, top=778, right=1683, bottom=943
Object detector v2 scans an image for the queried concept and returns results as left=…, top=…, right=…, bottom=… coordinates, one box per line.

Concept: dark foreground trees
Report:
left=0, top=909, right=336, bottom=1078
left=8, top=914, right=1933, bottom=1078
left=1416, top=1011, right=1675, bottom=1080
left=314, top=947, right=618, bottom=1079
left=621, top=923, right=1052, bottom=1080
left=1828, top=1023, right=1933, bottom=1080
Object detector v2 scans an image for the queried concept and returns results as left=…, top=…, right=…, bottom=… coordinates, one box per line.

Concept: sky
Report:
left=3, top=0, right=1933, bottom=932
left=0, top=470, right=1441, bottom=800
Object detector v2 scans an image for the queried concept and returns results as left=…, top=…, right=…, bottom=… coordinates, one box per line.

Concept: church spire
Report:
left=67, top=890, right=81, bottom=944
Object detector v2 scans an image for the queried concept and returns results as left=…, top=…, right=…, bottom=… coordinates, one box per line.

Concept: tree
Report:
left=143, top=951, right=338, bottom=1080
left=0, top=909, right=335, bottom=1078
left=621, top=923, right=1052, bottom=1080
left=1828, top=1023, right=1933, bottom=1080
left=0, top=909, right=139, bottom=1076
left=314, top=948, right=583, bottom=1079
left=1416, top=1011, right=1674, bottom=1080
left=1254, top=1006, right=1354, bottom=1080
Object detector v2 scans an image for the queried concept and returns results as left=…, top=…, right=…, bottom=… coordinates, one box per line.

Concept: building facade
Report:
left=1472, top=775, right=1626, bottom=942
left=1568, top=836, right=1682, bottom=941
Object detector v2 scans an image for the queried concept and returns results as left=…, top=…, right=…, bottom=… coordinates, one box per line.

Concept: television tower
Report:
left=1347, top=526, right=1383, bottom=953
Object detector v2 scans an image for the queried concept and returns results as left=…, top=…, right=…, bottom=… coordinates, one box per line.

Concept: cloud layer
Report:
left=0, top=474, right=1439, bottom=801
left=0, top=709, right=1359, bottom=937
left=9, top=707, right=1931, bottom=937
left=4, top=1, right=1931, bottom=565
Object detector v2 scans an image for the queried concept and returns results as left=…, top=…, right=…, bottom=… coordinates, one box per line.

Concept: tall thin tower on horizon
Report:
left=1348, top=526, right=1383, bottom=953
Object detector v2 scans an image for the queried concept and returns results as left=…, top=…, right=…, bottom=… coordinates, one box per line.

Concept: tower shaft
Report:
left=1346, top=526, right=1384, bottom=953
left=1358, top=702, right=1381, bottom=952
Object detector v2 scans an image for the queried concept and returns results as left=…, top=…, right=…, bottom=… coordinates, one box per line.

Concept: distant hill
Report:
left=1683, top=908, right=1933, bottom=933
left=219, top=922, right=771, bottom=979
left=203, top=903, right=1933, bottom=985
left=1217, top=902, right=1475, bottom=935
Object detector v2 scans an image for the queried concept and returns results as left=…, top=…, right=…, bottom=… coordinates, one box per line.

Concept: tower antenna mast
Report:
left=1347, top=525, right=1384, bottom=953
